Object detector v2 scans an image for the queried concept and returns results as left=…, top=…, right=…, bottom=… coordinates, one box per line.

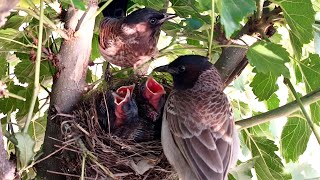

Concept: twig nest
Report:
left=59, top=77, right=176, bottom=179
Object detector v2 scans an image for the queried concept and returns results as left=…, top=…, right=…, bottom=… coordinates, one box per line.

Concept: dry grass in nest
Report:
left=58, top=77, right=176, bottom=180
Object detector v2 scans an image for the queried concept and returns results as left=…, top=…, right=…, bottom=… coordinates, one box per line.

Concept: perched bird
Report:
left=154, top=55, right=239, bottom=180
left=99, top=8, right=176, bottom=74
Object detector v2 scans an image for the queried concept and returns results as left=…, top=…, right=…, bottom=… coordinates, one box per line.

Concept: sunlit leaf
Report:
left=244, top=135, right=292, bottom=180
left=250, top=72, right=278, bottom=101
left=280, top=114, right=311, bottom=162
left=273, top=0, right=315, bottom=44
left=15, top=132, right=35, bottom=168
left=132, top=0, right=165, bottom=10
left=216, top=0, right=256, bottom=38
left=28, top=115, right=47, bottom=152
left=0, top=54, right=7, bottom=78
left=299, top=54, right=320, bottom=124
left=266, top=94, right=280, bottom=110
left=72, top=0, right=86, bottom=10
left=247, top=41, right=290, bottom=78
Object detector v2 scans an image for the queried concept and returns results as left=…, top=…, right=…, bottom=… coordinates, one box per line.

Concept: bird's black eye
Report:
left=178, top=65, right=185, bottom=72
left=149, top=18, right=157, bottom=25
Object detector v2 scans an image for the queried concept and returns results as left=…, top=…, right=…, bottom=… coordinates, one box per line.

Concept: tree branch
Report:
left=36, top=1, right=98, bottom=179
left=284, top=78, right=320, bottom=144
left=236, top=88, right=320, bottom=130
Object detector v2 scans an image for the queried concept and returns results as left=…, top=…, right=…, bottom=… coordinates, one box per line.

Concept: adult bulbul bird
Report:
left=154, top=55, right=239, bottom=180
left=99, top=8, right=176, bottom=74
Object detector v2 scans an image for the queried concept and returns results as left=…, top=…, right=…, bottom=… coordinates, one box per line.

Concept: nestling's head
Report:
left=154, top=55, right=212, bottom=90
left=123, top=8, right=176, bottom=29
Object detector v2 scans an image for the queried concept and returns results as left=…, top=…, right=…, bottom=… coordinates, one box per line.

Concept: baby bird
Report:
left=154, top=55, right=239, bottom=180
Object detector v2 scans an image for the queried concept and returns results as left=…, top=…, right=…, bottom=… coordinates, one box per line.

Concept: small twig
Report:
left=236, top=87, right=320, bottom=130
left=23, top=0, right=44, bottom=133
left=81, top=152, right=87, bottom=180
left=207, top=0, right=215, bottom=58
left=46, top=170, right=96, bottom=179
left=93, top=0, right=113, bottom=18
left=0, top=37, right=37, bottom=48
left=3, top=130, right=18, bottom=145
left=284, top=78, right=320, bottom=144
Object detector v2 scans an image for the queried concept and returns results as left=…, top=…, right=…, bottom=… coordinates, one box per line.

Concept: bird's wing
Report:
left=165, top=91, right=234, bottom=180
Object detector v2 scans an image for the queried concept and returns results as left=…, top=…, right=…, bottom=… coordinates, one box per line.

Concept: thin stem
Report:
left=236, top=87, right=320, bottom=130
left=3, top=130, right=18, bottom=145
left=23, top=0, right=44, bottom=134
left=0, top=37, right=37, bottom=48
left=15, top=7, right=69, bottom=40
left=81, top=153, right=86, bottom=180
left=5, top=92, right=26, bottom=101
left=93, top=0, right=113, bottom=18
left=208, top=0, right=215, bottom=58
left=284, top=78, right=320, bottom=144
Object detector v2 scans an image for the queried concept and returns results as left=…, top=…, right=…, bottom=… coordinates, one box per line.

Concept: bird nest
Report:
left=57, top=76, right=177, bottom=180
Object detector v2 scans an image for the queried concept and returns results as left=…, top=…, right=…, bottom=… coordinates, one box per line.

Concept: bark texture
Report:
left=36, top=2, right=98, bottom=179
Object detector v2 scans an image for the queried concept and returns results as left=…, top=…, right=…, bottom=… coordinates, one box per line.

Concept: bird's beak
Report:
left=158, top=13, right=177, bottom=24
left=154, top=65, right=178, bottom=74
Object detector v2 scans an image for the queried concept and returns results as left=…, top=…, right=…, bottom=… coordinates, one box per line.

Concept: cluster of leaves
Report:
left=0, top=0, right=320, bottom=179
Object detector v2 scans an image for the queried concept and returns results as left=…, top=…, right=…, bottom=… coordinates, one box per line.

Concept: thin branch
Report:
left=15, top=7, right=70, bottom=40
left=23, top=0, right=44, bottom=133
left=208, top=0, right=215, bottom=58
left=236, top=87, right=320, bottom=130
left=0, top=37, right=37, bottom=48
left=284, top=78, right=320, bottom=144
left=93, top=0, right=114, bottom=18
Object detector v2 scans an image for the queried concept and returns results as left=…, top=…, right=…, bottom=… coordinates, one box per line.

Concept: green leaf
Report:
left=216, top=0, right=256, bottom=38
left=15, top=132, right=35, bottom=168
left=91, top=34, right=100, bottom=60
left=249, top=122, right=273, bottom=139
left=28, top=115, right=47, bottom=152
left=16, top=84, right=39, bottom=118
left=280, top=114, right=311, bottom=163
left=229, top=158, right=256, bottom=180
left=132, top=0, right=165, bottom=10
left=196, top=0, right=211, bottom=11
left=171, top=0, right=196, bottom=17
left=289, top=32, right=302, bottom=60
left=0, top=55, right=8, bottom=78
left=14, top=59, right=52, bottom=84
left=72, top=0, right=86, bottom=10
left=250, top=72, right=279, bottom=101
left=18, top=0, right=40, bottom=8
left=273, top=0, right=315, bottom=44
left=244, top=135, right=292, bottom=180
left=247, top=41, right=290, bottom=78
left=2, top=15, right=32, bottom=30
left=299, top=54, right=320, bottom=124
left=266, top=94, right=280, bottom=110
left=185, top=18, right=203, bottom=30
left=0, top=83, right=25, bottom=113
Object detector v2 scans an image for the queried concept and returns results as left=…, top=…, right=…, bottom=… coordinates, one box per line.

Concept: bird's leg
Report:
left=133, top=57, right=152, bottom=76
left=104, top=62, right=112, bottom=83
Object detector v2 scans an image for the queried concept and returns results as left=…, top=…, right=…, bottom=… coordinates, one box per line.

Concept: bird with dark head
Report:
left=99, top=8, right=176, bottom=74
left=154, top=55, right=239, bottom=180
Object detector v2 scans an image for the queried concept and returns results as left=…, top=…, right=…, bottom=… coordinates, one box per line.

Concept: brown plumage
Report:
left=99, top=8, right=176, bottom=74
left=154, top=55, right=239, bottom=180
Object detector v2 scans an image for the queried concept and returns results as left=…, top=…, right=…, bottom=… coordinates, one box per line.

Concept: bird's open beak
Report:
left=158, top=13, right=177, bottom=24
left=154, top=65, right=178, bottom=74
